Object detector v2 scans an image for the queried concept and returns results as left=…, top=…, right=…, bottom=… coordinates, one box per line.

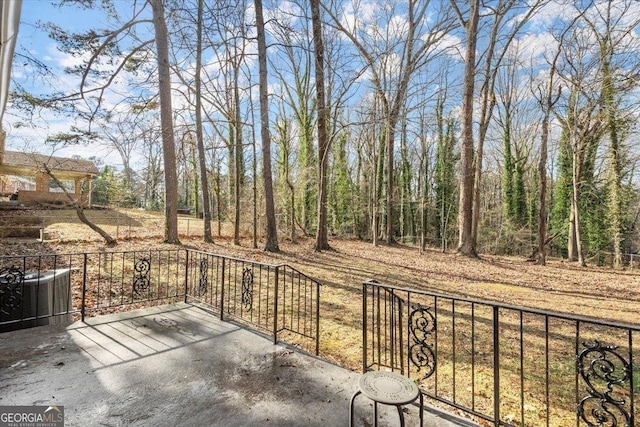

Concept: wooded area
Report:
left=8, top=0, right=640, bottom=266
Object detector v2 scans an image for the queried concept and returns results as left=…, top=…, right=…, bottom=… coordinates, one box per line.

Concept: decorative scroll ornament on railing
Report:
left=198, top=258, right=208, bottom=295
left=133, top=256, right=151, bottom=296
left=577, top=341, right=631, bottom=427
left=0, top=266, right=24, bottom=315
left=241, top=267, right=254, bottom=310
left=409, top=303, right=436, bottom=379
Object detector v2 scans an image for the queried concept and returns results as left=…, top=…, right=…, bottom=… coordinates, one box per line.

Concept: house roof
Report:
left=0, top=150, right=99, bottom=177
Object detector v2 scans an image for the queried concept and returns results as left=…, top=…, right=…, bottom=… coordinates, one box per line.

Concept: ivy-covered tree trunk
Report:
left=601, top=37, right=624, bottom=269
left=568, top=115, right=601, bottom=265
left=332, top=133, right=351, bottom=234
left=435, top=115, right=457, bottom=252
left=399, top=118, right=413, bottom=243
left=419, top=114, right=429, bottom=252
left=513, top=151, right=528, bottom=226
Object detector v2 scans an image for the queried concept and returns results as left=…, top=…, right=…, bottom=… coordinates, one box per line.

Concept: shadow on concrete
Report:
left=0, top=303, right=474, bottom=426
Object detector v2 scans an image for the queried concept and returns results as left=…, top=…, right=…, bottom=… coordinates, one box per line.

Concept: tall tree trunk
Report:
left=455, top=0, right=479, bottom=257
left=233, top=78, right=242, bottom=246
left=372, top=161, right=379, bottom=246
left=536, top=75, right=560, bottom=265
left=195, top=0, right=213, bottom=243
left=456, top=0, right=542, bottom=255
left=602, top=48, right=623, bottom=269
left=325, top=0, right=449, bottom=247
left=215, top=162, right=222, bottom=237
left=255, top=0, right=279, bottom=252
left=150, top=0, right=180, bottom=244
left=372, top=132, right=385, bottom=246
left=571, top=142, right=585, bottom=266
left=374, top=126, right=387, bottom=245
left=385, top=121, right=396, bottom=245
left=420, top=115, right=428, bottom=253
left=41, top=163, right=116, bottom=246
left=251, top=95, right=259, bottom=249
left=537, top=107, right=550, bottom=265
left=312, top=0, right=330, bottom=251
left=289, top=179, right=296, bottom=243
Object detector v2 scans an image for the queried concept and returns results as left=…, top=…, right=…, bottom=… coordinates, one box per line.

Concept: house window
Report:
left=49, top=179, right=73, bottom=193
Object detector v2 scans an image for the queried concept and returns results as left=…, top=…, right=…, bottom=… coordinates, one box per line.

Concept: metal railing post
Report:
left=315, top=280, right=320, bottom=356
left=183, top=250, right=190, bottom=303
left=493, top=306, right=500, bottom=427
left=220, top=258, right=225, bottom=321
left=81, top=253, right=87, bottom=322
left=629, top=331, right=635, bottom=427
left=398, top=296, right=404, bottom=375
left=362, top=281, right=369, bottom=373
left=273, top=266, right=280, bottom=345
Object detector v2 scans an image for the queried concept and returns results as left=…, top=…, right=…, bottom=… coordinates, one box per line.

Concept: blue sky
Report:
left=7, top=0, right=640, bottom=179
left=6, top=0, right=137, bottom=168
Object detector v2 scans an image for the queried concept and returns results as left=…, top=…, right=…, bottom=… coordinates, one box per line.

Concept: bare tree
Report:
left=326, top=0, right=456, bottom=245
left=40, top=162, right=116, bottom=246
left=274, top=115, right=296, bottom=243
left=34, top=0, right=181, bottom=243
left=270, top=7, right=317, bottom=237
left=194, top=0, right=213, bottom=243
left=451, top=0, right=546, bottom=256
left=532, top=58, right=561, bottom=266
left=255, top=0, right=279, bottom=252
left=451, top=0, right=479, bottom=256
left=311, top=0, right=331, bottom=251
left=582, top=0, right=640, bottom=268
left=98, top=105, right=154, bottom=200
left=188, top=0, right=249, bottom=245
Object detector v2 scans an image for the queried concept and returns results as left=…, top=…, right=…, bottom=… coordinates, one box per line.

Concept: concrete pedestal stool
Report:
left=349, top=371, right=424, bottom=427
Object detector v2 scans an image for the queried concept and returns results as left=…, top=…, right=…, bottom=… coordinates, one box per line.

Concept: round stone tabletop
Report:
left=358, top=371, right=419, bottom=405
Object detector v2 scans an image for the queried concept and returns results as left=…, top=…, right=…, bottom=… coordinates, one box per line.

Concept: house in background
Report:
left=1, top=1, right=98, bottom=207
left=0, top=150, right=99, bottom=206
left=0, top=174, right=35, bottom=193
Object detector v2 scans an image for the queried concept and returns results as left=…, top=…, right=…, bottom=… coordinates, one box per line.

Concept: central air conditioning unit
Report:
left=0, top=268, right=72, bottom=332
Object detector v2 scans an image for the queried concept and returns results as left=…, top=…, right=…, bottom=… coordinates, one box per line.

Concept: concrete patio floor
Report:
left=0, top=303, right=477, bottom=426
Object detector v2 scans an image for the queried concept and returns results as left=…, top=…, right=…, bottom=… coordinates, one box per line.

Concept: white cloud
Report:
left=387, top=15, right=408, bottom=40
left=4, top=110, right=123, bottom=168
left=341, top=0, right=377, bottom=34
left=526, top=1, right=577, bottom=30
left=431, top=32, right=463, bottom=61
left=266, top=0, right=302, bottom=29
left=513, top=32, right=558, bottom=65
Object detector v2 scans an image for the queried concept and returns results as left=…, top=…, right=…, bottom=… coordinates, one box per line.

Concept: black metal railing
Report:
left=0, top=249, right=320, bottom=355
left=184, top=250, right=321, bottom=354
left=0, top=250, right=187, bottom=332
left=362, top=279, right=640, bottom=427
